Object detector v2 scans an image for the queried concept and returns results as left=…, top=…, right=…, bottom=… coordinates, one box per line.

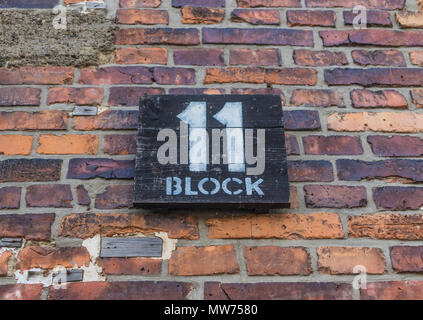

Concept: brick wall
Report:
left=0, top=0, right=423, bottom=300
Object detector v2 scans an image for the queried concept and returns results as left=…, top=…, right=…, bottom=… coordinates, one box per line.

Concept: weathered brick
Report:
left=288, top=160, right=334, bottom=182
left=337, top=159, right=423, bottom=182
left=109, top=87, right=164, bottom=106
left=361, top=281, right=423, bottom=300
left=37, top=135, right=98, bottom=155
left=287, top=10, right=336, bottom=27
left=204, top=67, right=265, bottom=83
left=120, top=0, right=161, bottom=7
left=203, top=28, right=313, bottom=46
left=98, top=258, right=162, bottom=275
left=304, top=185, right=367, bottom=208
left=374, top=186, right=423, bottom=210
left=0, top=0, right=58, bottom=8
left=352, top=50, right=406, bottom=67
left=0, top=251, right=12, bottom=276
left=327, top=112, right=423, bottom=133
left=290, top=89, right=344, bottom=107
left=26, top=184, right=73, bottom=208
left=0, top=284, right=42, bottom=300
left=116, top=28, right=200, bottom=45
left=284, top=110, right=321, bottom=130
left=319, top=30, right=350, bottom=46
left=0, top=67, right=73, bottom=85
left=0, top=110, right=68, bottom=131
left=0, top=213, right=54, bottom=241
left=72, top=110, right=139, bottom=130
left=67, top=158, right=134, bottom=179
left=0, top=159, right=62, bottom=182
left=153, top=67, right=196, bottom=85
left=205, top=282, right=353, bottom=300
left=237, top=0, right=301, bottom=7
left=410, top=51, right=423, bottom=66
left=59, top=213, right=199, bottom=240
left=293, top=50, right=348, bottom=66
left=306, top=0, right=405, bottom=10
left=245, top=246, right=311, bottom=276
left=0, top=87, right=41, bottom=106
left=47, top=87, right=103, bottom=106
left=169, top=245, right=239, bottom=276
left=173, top=0, right=225, bottom=7
left=117, top=9, right=168, bottom=24
left=95, top=185, right=133, bottom=209
left=182, top=7, right=225, bottom=24
left=317, top=247, right=386, bottom=275
left=289, top=186, right=300, bottom=209
left=76, top=185, right=90, bottom=206
left=174, top=48, right=224, bottom=66
left=343, top=10, right=392, bottom=27
left=170, top=88, right=225, bottom=94
left=266, top=68, right=317, bottom=85
left=17, top=246, right=90, bottom=270
left=206, top=212, right=344, bottom=239
left=390, top=246, right=423, bottom=273
left=230, top=48, right=280, bottom=66
left=348, top=214, right=423, bottom=240
left=49, top=281, right=193, bottom=300
left=303, top=136, right=363, bottom=155
left=0, top=135, right=33, bottom=155
left=285, top=134, right=299, bottom=155
left=231, top=88, right=285, bottom=105
left=104, top=134, right=137, bottom=155
left=79, top=67, right=153, bottom=85
left=368, top=135, right=423, bottom=157
left=115, top=48, right=168, bottom=65
left=351, top=89, right=407, bottom=109
left=396, top=11, right=423, bottom=28
left=231, top=9, right=280, bottom=25
left=411, top=89, right=423, bottom=108
left=0, top=187, right=21, bottom=209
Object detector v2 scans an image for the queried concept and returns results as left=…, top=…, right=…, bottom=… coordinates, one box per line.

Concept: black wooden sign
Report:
left=134, top=95, right=290, bottom=209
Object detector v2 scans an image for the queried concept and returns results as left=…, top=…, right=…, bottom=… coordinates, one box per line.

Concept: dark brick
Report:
left=169, top=88, right=225, bottom=94
left=306, top=0, right=405, bottom=10
left=287, top=10, right=336, bottom=27
left=0, top=159, right=62, bottom=182
left=368, top=135, right=423, bottom=157
left=374, top=187, right=423, bottom=210
left=343, top=10, right=392, bottom=27
left=0, top=213, right=54, bottom=241
left=26, top=184, right=73, bottom=208
left=182, top=7, right=225, bottom=24
left=303, top=136, right=363, bottom=155
left=104, top=135, right=137, bottom=155
left=95, top=185, right=133, bottom=209
left=237, top=0, right=301, bottom=7
left=205, top=282, right=353, bottom=300
left=109, top=87, right=165, bottom=106
left=116, top=28, right=200, bottom=45
left=351, top=89, right=408, bottom=108
left=153, top=67, right=195, bottom=85
left=285, top=135, right=300, bottom=155
left=79, top=67, right=153, bottom=85
left=305, top=185, right=367, bottom=208
left=173, top=49, right=224, bottom=66
left=231, top=9, right=280, bottom=25
left=76, top=185, right=90, bottom=206
left=391, top=246, right=423, bottom=273
left=288, top=160, right=334, bottom=182
left=361, top=281, right=423, bottom=300
left=293, top=50, right=348, bottom=66
left=120, top=0, right=161, bottom=8
left=72, top=110, right=139, bottom=130
left=0, top=187, right=20, bottom=209
left=68, top=158, right=134, bottom=180
left=98, top=258, right=162, bottom=275
left=231, top=88, right=285, bottom=105
left=283, top=110, right=321, bottom=131
left=0, top=88, right=41, bottom=106
left=352, top=50, right=406, bottom=67
left=172, top=0, right=225, bottom=7
left=0, top=0, right=58, bottom=8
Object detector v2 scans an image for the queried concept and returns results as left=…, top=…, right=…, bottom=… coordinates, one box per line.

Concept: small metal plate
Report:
left=0, top=238, right=22, bottom=247
left=52, top=269, right=84, bottom=284
left=100, top=237, right=163, bottom=258
left=73, top=106, right=98, bottom=116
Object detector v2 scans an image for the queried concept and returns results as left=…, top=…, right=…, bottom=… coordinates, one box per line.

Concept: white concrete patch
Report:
left=81, top=234, right=105, bottom=282
left=155, top=232, right=177, bottom=260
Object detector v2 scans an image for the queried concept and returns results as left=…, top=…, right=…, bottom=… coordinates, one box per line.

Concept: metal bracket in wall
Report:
left=0, top=238, right=22, bottom=248
left=100, top=237, right=163, bottom=258
left=73, top=106, right=98, bottom=116
left=52, top=269, right=84, bottom=284
left=86, top=2, right=107, bottom=9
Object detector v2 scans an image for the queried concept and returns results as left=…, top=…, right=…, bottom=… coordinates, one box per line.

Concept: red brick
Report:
left=343, top=10, right=392, bottom=27
left=116, top=28, right=200, bottom=45
left=410, top=51, right=423, bottom=66
left=109, top=87, right=164, bottom=106
left=153, top=67, right=196, bottom=85
left=104, top=134, right=137, bottom=155
left=0, top=159, right=62, bottom=182
left=173, top=0, right=225, bottom=7
left=0, top=135, right=33, bottom=155
left=115, top=48, right=168, bottom=65
left=204, top=67, right=265, bottom=84
left=49, top=281, right=193, bottom=300
left=368, top=135, right=423, bottom=157
left=351, top=89, right=407, bottom=109
left=205, top=282, right=353, bottom=300
left=170, top=88, right=225, bottom=94
left=0, top=213, right=54, bottom=241
left=293, top=50, right=348, bottom=66
left=47, top=87, right=103, bottom=105
left=0, top=284, right=42, bottom=300
left=231, top=9, right=280, bottom=25
left=306, top=0, right=405, bottom=10
left=390, top=246, right=423, bottom=273
left=317, top=247, right=386, bottom=275
left=76, top=185, right=90, bottom=206
left=169, top=245, right=239, bottom=276
left=95, top=185, right=133, bottom=209
left=67, top=158, right=134, bottom=179
left=285, top=134, right=299, bottom=155
left=206, top=212, right=344, bottom=239
left=352, top=50, right=405, bottom=67
left=72, top=110, right=138, bottom=130
left=288, top=160, right=334, bottom=182
left=0, top=187, right=21, bottom=209
left=0, top=110, right=68, bottom=131
left=26, top=184, right=73, bottom=208
left=230, top=48, right=280, bottom=66
left=117, top=9, right=168, bottom=24
left=120, top=0, right=161, bottom=7
left=303, top=136, right=363, bottom=155
left=0, top=87, right=41, bottom=106
left=411, top=89, right=423, bottom=108
left=287, top=10, right=336, bottom=27
left=98, top=258, right=161, bottom=275
left=290, top=89, right=344, bottom=107
left=361, top=281, right=423, bottom=300
left=289, top=186, right=300, bottom=209
left=266, top=68, right=317, bottom=85
left=182, top=7, right=225, bottom=24
left=231, top=88, right=285, bottom=105
left=0, top=251, right=12, bottom=276
left=79, top=67, right=153, bottom=85
left=319, top=30, right=350, bottom=46
left=37, top=135, right=98, bottom=155
left=374, top=186, right=423, bottom=210
left=173, top=48, right=224, bottom=66
left=237, top=0, right=300, bottom=7
left=0, top=67, right=73, bottom=85
left=59, top=213, right=199, bottom=240
left=284, top=110, right=321, bottom=130
left=304, top=185, right=367, bottom=208
left=17, top=246, right=90, bottom=270
left=245, top=246, right=311, bottom=276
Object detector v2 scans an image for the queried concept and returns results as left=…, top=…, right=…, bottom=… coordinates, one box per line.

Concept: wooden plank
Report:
left=100, top=237, right=163, bottom=258
left=52, top=269, right=84, bottom=284
left=0, top=238, right=22, bottom=247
